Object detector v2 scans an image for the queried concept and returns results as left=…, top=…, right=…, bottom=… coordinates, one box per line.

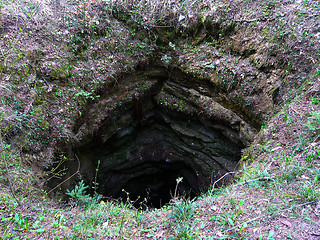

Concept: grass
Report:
left=168, top=199, right=196, bottom=239
left=0, top=0, right=320, bottom=239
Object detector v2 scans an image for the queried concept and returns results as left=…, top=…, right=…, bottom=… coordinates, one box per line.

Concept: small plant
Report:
left=13, top=213, right=29, bottom=231
left=216, top=199, right=245, bottom=229
left=169, top=199, right=195, bottom=224
left=310, top=97, right=320, bottom=105
left=66, top=180, right=101, bottom=207
left=298, top=182, right=319, bottom=202
left=174, top=224, right=194, bottom=239
left=230, top=199, right=244, bottom=225
left=314, top=173, right=320, bottom=184
left=280, top=163, right=303, bottom=183
left=306, top=151, right=320, bottom=163
left=307, top=111, right=320, bottom=132
left=293, top=135, right=306, bottom=154
left=169, top=198, right=196, bottom=239
left=174, top=177, right=183, bottom=198
left=161, top=54, right=172, bottom=64
left=84, top=204, right=109, bottom=228
left=74, top=90, right=97, bottom=101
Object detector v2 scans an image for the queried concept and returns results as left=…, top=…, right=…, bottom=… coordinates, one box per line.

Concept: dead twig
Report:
left=211, top=171, right=236, bottom=193
left=233, top=177, right=274, bottom=188
left=290, top=106, right=300, bottom=115
left=47, top=154, right=81, bottom=194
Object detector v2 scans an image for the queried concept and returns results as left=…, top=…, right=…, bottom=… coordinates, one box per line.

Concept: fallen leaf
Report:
left=271, top=146, right=282, bottom=152
left=300, top=175, right=310, bottom=180
left=210, top=205, right=218, bottom=211
left=154, top=230, right=165, bottom=237
left=102, top=221, right=109, bottom=229
left=281, top=220, right=292, bottom=228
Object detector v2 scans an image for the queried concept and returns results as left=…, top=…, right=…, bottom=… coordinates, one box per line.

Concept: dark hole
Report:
left=106, top=162, right=198, bottom=209
left=72, top=109, right=241, bottom=209
left=63, top=68, right=247, bottom=209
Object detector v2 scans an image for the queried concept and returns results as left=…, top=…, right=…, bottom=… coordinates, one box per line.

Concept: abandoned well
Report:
left=62, top=65, right=257, bottom=208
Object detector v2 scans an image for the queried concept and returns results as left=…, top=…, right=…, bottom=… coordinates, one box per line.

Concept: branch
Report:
left=211, top=171, right=236, bottom=193
left=47, top=154, right=81, bottom=195
left=233, top=177, right=274, bottom=188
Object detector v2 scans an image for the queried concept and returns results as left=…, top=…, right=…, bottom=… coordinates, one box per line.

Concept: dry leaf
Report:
left=281, top=220, right=292, bottom=228
left=154, top=229, right=165, bottom=237
left=102, top=221, right=109, bottom=229
left=210, top=205, right=218, bottom=211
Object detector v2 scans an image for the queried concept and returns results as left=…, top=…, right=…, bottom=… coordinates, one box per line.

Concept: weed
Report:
left=310, top=97, right=319, bottom=105
left=169, top=199, right=195, bottom=224
left=13, top=213, right=29, bottom=231
left=298, top=182, right=319, bottom=202
left=307, top=111, right=320, bottom=131
left=84, top=205, right=109, bottom=228
left=169, top=199, right=196, bottom=239
left=280, top=163, right=303, bottom=183
left=216, top=199, right=244, bottom=227
left=314, top=174, right=320, bottom=184
left=66, top=180, right=102, bottom=208
left=174, top=224, right=194, bottom=239
left=293, top=135, right=306, bottom=154
left=306, top=151, right=320, bottom=162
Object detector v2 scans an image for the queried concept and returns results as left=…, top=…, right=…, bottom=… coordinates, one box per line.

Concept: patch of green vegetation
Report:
left=307, top=111, right=320, bottom=132
left=168, top=199, right=197, bottom=239
left=66, top=180, right=102, bottom=207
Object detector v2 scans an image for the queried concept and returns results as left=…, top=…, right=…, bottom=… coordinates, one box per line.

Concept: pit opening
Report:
left=116, top=162, right=198, bottom=208
left=66, top=67, right=255, bottom=209
left=75, top=110, right=242, bottom=208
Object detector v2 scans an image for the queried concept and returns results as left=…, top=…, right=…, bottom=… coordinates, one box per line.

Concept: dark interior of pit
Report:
left=62, top=66, right=256, bottom=209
